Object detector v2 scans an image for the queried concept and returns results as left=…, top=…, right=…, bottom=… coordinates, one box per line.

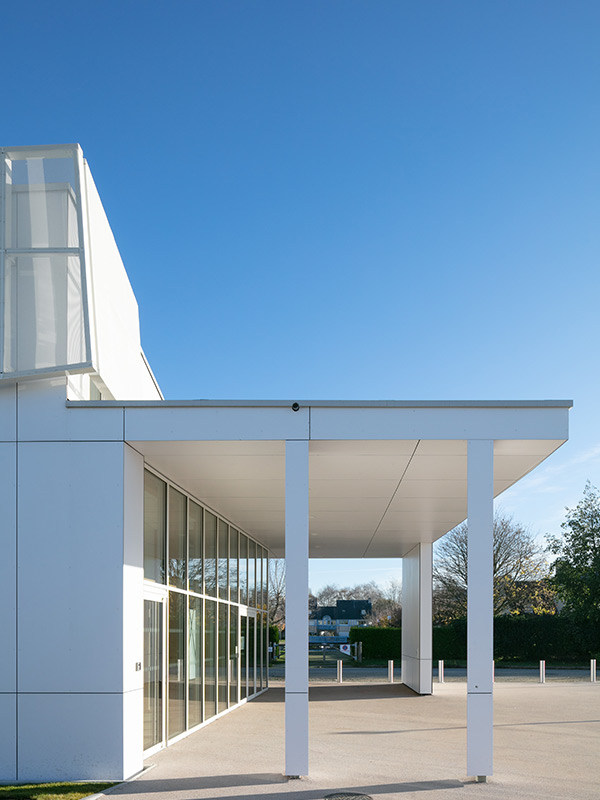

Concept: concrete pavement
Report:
left=109, top=681, right=600, bottom=800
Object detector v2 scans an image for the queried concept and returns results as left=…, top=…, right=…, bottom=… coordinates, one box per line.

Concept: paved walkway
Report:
left=110, top=681, right=600, bottom=800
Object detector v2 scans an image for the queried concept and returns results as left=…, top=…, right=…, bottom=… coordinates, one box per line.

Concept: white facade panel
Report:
left=123, top=445, right=144, bottom=694
left=18, top=693, right=125, bottom=781
left=125, top=406, right=309, bottom=442
left=467, top=693, right=494, bottom=778
left=17, top=441, right=125, bottom=693
left=122, top=688, right=143, bottom=779
left=0, top=695, right=16, bottom=781
left=82, top=164, right=161, bottom=401
left=17, top=378, right=123, bottom=441
left=0, top=444, right=16, bottom=692
left=310, top=406, right=569, bottom=442
left=0, top=383, right=17, bottom=440
left=285, top=440, right=309, bottom=776
left=401, top=543, right=432, bottom=695
left=467, top=439, right=494, bottom=777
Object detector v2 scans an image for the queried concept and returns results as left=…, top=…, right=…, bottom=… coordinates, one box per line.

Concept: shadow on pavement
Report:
left=109, top=776, right=465, bottom=798
left=255, top=685, right=419, bottom=703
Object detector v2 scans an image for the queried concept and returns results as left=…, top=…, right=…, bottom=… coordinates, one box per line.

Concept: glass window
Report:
left=143, top=599, right=163, bottom=750
left=204, top=512, right=217, bottom=597
left=240, top=615, right=247, bottom=700
left=263, top=612, right=268, bottom=688
left=189, top=501, right=203, bottom=594
left=248, top=614, right=255, bottom=696
left=144, top=471, right=166, bottom=583
left=229, top=529, right=238, bottom=603
left=218, top=520, right=228, bottom=601
left=188, top=596, right=203, bottom=728
left=257, top=548, right=263, bottom=610
left=3, top=254, right=85, bottom=373
left=168, top=592, right=186, bottom=739
left=205, top=599, right=217, bottom=720
left=248, top=540, right=256, bottom=609
left=168, top=488, right=187, bottom=589
left=239, top=535, right=248, bottom=605
left=263, top=549, right=268, bottom=610
left=218, top=602, right=228, bottom=713
left=229, top=606, right=238, bottom=706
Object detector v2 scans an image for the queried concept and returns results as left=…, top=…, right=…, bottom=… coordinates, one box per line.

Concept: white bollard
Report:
left=438, top=659, right=444, bottom=683
left=492, top=660, right=495, bottom=684
left=591, top=659, right=597, bottom=683
left=337, top=659, right=343, bottom=683
left=539, top=660, right=546, bottom=683
left=388, top=659, right=394, bottom=683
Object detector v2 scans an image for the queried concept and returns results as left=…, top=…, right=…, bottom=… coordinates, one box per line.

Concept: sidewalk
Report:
left=108, top=680, right=600, bottom=800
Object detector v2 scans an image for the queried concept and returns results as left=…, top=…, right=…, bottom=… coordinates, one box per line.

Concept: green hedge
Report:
left=349, top=627, right=401, bottom=659
left=433, top=615, right=600, bottom=662
left=350, top=617, right=600, bottom=663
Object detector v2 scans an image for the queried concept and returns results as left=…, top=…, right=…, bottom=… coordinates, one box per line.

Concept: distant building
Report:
left=309, top=599, right=372, bottom=640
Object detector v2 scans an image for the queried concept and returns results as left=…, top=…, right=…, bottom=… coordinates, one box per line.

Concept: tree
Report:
left=268, top=558, right=286, bottom=627
left=547, top=482, right=600, bottom=624
left=368, top=579, right=402, bottom=627
left=433, top=511, right=550, bottom=622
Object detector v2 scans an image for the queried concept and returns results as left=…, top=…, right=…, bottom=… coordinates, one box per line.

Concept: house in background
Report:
left=0, top=144, right=572, bottom=783
left=309, top=599, right=372, bottom=640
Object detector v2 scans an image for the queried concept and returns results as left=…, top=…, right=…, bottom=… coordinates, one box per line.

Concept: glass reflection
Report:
left=143, top=599, right=163, bottom=750
left=249, top=540, right=256, bottom=608
left=205, top=599, right=217, bottom=720
left=168, top=592, right=186, bottom=739
left=218, top=602, right=228, bottom=713
left=229, top=606, right=238, bottom=706
left=239, top=535, right=248, bottom=605
left=144, top=472, right=166, bottom=583
left=218, top=521, right=228, bottom=601
left=168, top=488, right=187, bottom=589
left=205, top=512, right=217, bottom=597
left=188, top=596, right=203, bottom=728
left=189, top=501, right=203, bottom=594
left=229, top=528, right=238, bottom=602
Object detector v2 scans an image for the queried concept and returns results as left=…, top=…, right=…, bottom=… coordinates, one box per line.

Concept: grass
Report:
left=0, top=783, right=116, bottom=800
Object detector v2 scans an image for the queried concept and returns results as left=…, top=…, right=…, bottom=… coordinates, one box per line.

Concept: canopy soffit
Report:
left=93, top=399, right=573, bottom=558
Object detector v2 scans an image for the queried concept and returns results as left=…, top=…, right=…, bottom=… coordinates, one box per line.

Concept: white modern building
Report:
left=0, top=144, right=571, bottom=783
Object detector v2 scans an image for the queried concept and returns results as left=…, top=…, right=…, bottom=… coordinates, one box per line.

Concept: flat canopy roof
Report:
left=70, top=398, right=572, bottom=557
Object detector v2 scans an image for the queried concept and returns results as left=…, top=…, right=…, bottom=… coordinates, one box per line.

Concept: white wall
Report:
left=401, top=543, right=433, bottom=695
left=4, top=379, right=145, bottom=781
left=82, top=162, right=161, bottom=401
left=0, top=383, right=17, bottom=780
left=122, top=445, right=144, bottom=778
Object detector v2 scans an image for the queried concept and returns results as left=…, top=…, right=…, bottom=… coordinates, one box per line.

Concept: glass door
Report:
left=144, top=598, right=165, bottom=752
left=240, top=608, right=257, bottom=699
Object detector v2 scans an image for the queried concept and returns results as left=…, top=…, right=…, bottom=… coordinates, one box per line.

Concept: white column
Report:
left=401, top=542, right=432, bottom=694
left=285, top=439, right=309, bottom=777
left=467, top=439, right=494, bottom=779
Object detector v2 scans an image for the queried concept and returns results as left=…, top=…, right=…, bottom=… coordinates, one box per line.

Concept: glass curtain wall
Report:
left=143, top=468, right=269, bottom=751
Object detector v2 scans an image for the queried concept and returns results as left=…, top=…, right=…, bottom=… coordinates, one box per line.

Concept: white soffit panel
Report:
left=129, top=435, right=567, bottom=558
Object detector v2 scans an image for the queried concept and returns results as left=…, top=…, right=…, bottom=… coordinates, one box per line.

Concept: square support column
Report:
left=284, top=439, right=309, bottom=777
left=401, top=543, right=432, bottom=694
left=467, top=439, right=494, bottom=779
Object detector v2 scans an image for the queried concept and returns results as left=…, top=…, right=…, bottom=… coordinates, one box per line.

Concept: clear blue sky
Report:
left=4, top=1, right=599, bottom=592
